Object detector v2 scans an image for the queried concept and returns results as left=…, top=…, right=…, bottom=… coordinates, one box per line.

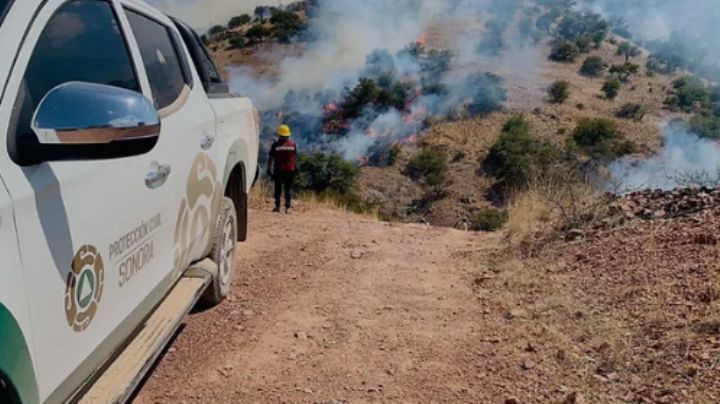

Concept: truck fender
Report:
left=0, top=305, right=39, bottom=404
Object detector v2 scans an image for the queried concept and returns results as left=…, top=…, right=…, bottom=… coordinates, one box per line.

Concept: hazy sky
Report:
left=146, top=0, right=288, bottom=28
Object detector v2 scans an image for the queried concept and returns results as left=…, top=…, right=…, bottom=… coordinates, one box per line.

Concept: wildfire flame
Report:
left=324, top=102, right=339, bottom=114
left=416, top=32, right=427, bottom=47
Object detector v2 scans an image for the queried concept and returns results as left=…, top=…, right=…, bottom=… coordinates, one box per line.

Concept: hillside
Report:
left=202, top=0, right=706, bottom=229
left=126, top=3, right=720, bottom=401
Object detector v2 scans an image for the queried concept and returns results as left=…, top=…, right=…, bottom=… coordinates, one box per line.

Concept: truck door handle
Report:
left=200, top=134, right=215, bottom=150
left=145, top=162, right=171, bottom=189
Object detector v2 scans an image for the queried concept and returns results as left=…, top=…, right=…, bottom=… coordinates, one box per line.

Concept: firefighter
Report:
left=267, top=124, right=298, bottom=213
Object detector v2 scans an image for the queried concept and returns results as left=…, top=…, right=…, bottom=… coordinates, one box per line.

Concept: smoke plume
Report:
left=610, top=122, right=720, bottom=192
left=580, top=0, right=720, bottom=78
left=225, top=0, right=540, bottom=162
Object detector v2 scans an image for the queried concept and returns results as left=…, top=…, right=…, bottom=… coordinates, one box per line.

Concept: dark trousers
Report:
left=274, top=172, right=295, bottom=209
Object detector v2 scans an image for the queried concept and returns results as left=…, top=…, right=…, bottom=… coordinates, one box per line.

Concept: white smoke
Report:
left=580, top=0, right=720, bottom=76
left=610, top=122, right=720, bottom=192
left=222, top=0, right=544, bottom=160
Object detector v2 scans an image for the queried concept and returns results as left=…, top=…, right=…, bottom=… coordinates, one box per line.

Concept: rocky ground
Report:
left=131, top=188, right=720, bottom=403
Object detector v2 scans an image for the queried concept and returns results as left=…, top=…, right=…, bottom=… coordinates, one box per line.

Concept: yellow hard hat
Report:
left=277, top=124, right=292, bottom=137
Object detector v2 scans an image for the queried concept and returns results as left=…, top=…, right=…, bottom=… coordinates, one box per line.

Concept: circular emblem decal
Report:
left=65, top=245, right=105, bottom=332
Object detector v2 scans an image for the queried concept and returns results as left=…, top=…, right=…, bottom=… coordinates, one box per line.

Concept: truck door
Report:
left=0, top=0, right=195, bottom=401
left=119, top=2, right=221, bottom=276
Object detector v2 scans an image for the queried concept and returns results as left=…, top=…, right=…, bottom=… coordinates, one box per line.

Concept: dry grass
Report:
left=250, top=180, right=379, bottom=218
left=505, top=174, right=609, bottom=249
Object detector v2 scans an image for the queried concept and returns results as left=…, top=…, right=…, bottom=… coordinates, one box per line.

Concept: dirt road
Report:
left=132, top=204, right=507, bottom=403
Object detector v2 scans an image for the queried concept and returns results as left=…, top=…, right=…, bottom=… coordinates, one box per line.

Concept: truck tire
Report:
left=201, top=197, right=237, bottom=306
left=237, top=191, right=248, bottom=242
left=226, top=176, right=248, bottom=242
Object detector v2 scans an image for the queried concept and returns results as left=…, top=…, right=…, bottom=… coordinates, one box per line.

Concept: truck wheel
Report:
left=201, top=197, right=237, bottom=306
left=237, top=191, right=248, bottom=242
left=226, top=177, right=248, bottom=242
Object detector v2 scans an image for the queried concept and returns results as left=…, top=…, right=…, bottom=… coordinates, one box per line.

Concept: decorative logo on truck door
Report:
left=173, top=153, right=222, bottom=273
left=65, top=245, right=105, bottom=332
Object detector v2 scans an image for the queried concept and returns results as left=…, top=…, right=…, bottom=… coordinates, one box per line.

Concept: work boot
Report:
left=285, top=207, right=293, bottom=214
left=273, top=206, right=281, bottom=213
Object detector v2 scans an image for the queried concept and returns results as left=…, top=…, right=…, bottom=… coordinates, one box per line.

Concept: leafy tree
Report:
left=470, top=208, right=509, bottom=232
left=246, top=24, right=270, bottom=41
left=340, top=77, right=413, bottom=121
left=689, top=114, right=720, bottom=139
left=406, top=149, right=448, bottom=189
left=575, top=35, right=592, bottom=53
left=609, top=63, right=640, bottom=82
left=483, top=115, right=559, bottom=192
left=228, top=14, right=252, bottom=28
left=548, top=80, right=571, bottom=104
left=570, top=118, right=636, bottom=159
left=602, top=77, right=621, bottom=100
left=207, top=25, right=225, bottom=36
left=253, top=6, right=272, bottom=21
left=549, top=41, right=579, bottom=63
left=580, top=56, right=607, bottom=77
left=270, top=9, right=304, bottom=43
left=555, top=11, right=609, bottom=46
left=617, top=42, right=640, bottom=62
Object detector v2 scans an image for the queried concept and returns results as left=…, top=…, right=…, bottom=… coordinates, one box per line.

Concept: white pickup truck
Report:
left=0, top=0, right=259, bottom=403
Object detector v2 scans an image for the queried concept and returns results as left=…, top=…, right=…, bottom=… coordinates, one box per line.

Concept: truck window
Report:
left=9, top=0, right=139, bottom=161
left=0, top=0, right=12, bottom=26
left=125, top=10, right=188, bottom=110
left=171, top=17, right=225, bottom=92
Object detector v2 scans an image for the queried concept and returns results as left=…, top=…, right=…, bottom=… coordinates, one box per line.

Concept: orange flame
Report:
left=324, top=102, right=339, bottom=114
left=416, top=32, right=427, bottom=47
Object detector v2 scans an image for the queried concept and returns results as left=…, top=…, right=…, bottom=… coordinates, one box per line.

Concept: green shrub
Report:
left=228, top=34, right=247, bottom=49
left=609, top=63, right=640, bottom=82
left=296, top=152, right=359, bottom=195
left=616, top=42, right=640, bottom=62
left=571, top=118, right=636, bottom=159
left=246, top=24, right=270, bottom=41
left=452, top=150, right=466, bottom=163
left=689, top=114, right=720, bottom=139
left=666, top=77, right=710, bottom=112
left=471, top=208, right=509, bottom=232
left=548, top=80, right=571, bottom=104
left=387, top=144, right=402, bottom=166
left=483, top=115, right=560, bottom=193
left=270, top=9, right=304, bottom=43
left=602, top=77, right=621, bottom=100
left=295, top=152, right=376, bottom=213
left=406, top=149, right=448, bottom=189
left=580, top=56, right=607, bottom=77
left=616, top=103, right=646, bottom=121
left=228, top=14, right=252, bottom=28
left=550, top=41, right=580, bottom=63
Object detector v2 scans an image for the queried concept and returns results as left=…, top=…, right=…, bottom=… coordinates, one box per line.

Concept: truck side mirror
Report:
left=25, top=82, right=161, bottom=164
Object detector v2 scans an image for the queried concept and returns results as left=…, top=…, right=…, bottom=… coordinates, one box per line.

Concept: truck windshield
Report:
left=0, top=0, right=12, bottom=27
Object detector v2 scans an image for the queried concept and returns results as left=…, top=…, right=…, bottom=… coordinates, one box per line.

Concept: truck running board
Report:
left=78, top=260, right=215, bottom=404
